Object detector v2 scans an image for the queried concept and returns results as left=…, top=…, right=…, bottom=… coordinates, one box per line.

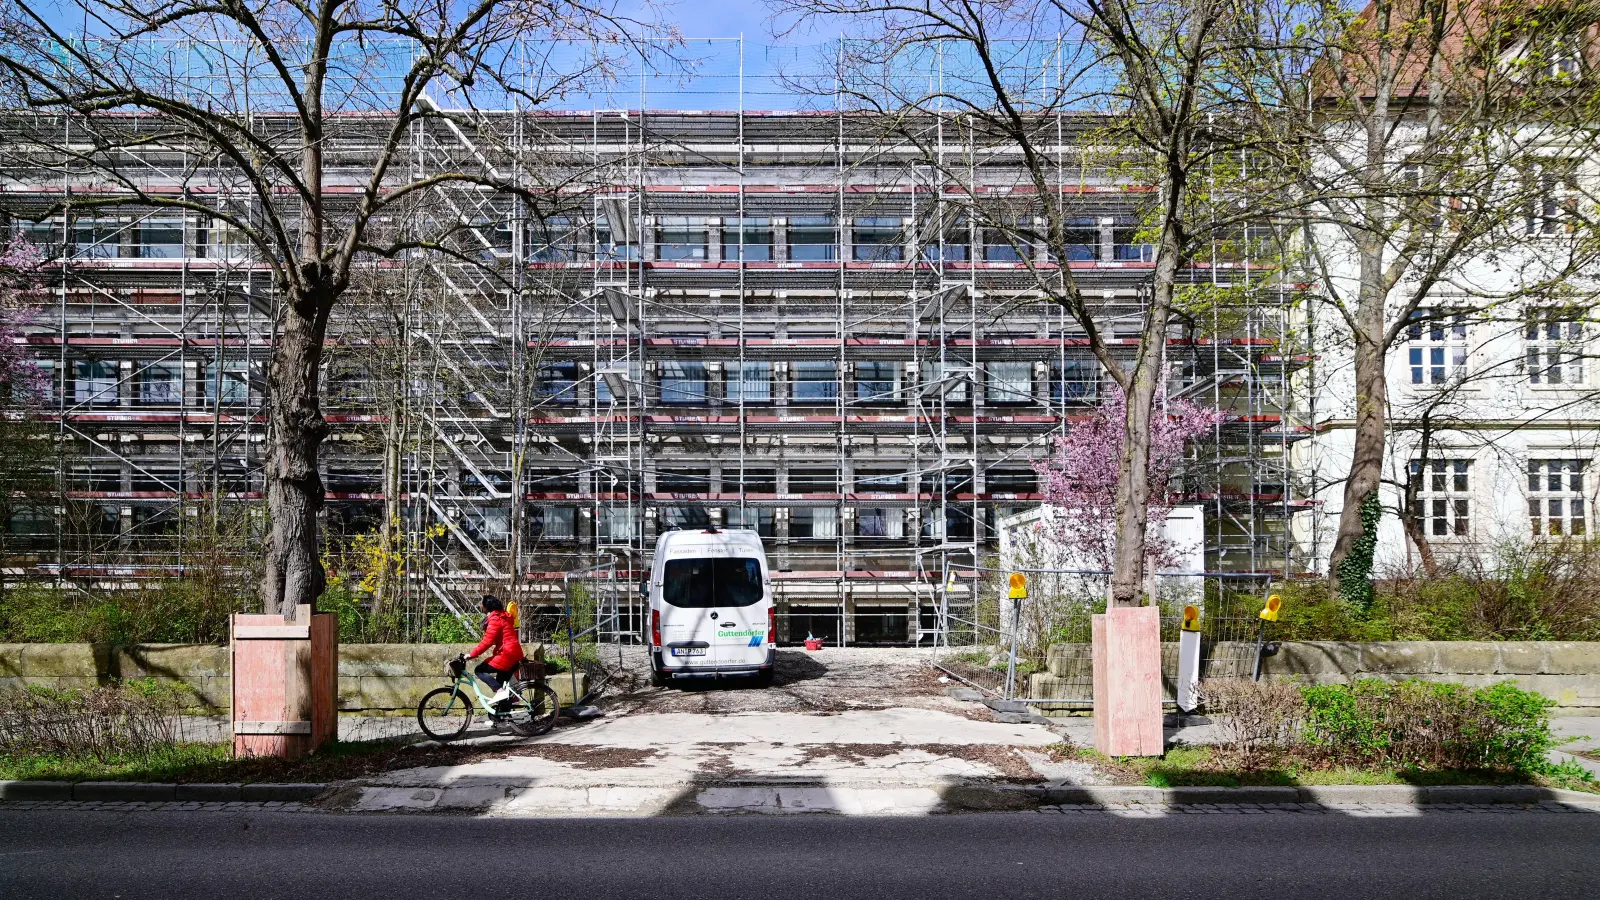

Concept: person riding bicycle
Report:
left=457, top=595, right=524, bottom=712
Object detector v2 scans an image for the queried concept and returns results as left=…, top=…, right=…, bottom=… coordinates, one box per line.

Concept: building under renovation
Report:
left=0, top=58, right=1309, bottom=644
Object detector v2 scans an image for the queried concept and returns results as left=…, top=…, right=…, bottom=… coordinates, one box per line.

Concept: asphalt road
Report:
left=1, top=808, right=1597, bottom=899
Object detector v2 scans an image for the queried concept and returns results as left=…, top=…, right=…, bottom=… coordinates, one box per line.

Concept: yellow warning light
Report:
left=1008, top=573, right=1028, bottom=600
left=1259, top=594, right=1282, bottom=622
left=1181, top=604, right=1201, bottom=631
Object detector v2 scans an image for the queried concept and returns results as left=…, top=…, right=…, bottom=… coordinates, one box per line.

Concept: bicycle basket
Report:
left=516, top=659, right=545, bottom=681
left=447, top=657, right=466, bottom=678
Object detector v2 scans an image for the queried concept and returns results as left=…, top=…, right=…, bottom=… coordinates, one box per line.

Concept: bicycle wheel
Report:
left=417, top=686, right=475, bottom=741
left=507, top=680, right=561, bottom=737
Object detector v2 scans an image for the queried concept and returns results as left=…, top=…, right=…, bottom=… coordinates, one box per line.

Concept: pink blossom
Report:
left=1033, top=385, right=1222, bottom=570
left=0, top=237, right=46, bottom=409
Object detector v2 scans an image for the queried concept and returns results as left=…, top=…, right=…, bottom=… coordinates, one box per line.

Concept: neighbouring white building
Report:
left=1299, top=10, right=1600, bottom=574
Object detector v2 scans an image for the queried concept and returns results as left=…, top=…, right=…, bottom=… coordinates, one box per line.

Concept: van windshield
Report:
left=662, top=557, right=764, bottom=608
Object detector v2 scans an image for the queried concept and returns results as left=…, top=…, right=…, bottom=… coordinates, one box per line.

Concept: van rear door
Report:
left=660, top=555, right=765, bottom=668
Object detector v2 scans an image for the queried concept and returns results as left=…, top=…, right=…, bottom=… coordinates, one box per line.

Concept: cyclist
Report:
left=457, top=595, right=525, bottom=712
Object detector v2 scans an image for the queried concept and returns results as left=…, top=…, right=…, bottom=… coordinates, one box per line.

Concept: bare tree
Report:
left=773, top=0, right=1305, bottom=605
left=1290, top=0, right=1600, bottom=598
left=0, top=1, right=662, bottom=617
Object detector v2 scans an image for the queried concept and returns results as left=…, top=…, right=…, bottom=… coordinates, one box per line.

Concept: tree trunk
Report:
left=1109, top=233, right=1182, bottom=608
left=372, top=411, right=401, bottom=634
left=1329, top=331, right=1388, bottom=586
left=260, top=282, right=333, bottom=619
left=1400, top=504, right=1440, bottom=576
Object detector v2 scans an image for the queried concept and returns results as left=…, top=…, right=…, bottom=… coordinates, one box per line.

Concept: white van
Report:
left=647, top=528, right=775, bottom=687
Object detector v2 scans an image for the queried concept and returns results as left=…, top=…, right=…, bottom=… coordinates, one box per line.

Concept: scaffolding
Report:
left=0, top=37, right=1310, bottom=644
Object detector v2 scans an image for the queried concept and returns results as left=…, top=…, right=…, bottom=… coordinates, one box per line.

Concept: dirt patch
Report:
left=694, top=744, right=756, bottom=778
left=506, top=744, right=660, bottom=770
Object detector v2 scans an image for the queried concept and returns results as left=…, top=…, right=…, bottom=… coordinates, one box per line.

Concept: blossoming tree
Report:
left=1034, top=387, right=1222, bottom=574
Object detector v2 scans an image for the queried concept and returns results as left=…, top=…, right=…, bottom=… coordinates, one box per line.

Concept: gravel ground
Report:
left=596, top=645, right=994, bottom=718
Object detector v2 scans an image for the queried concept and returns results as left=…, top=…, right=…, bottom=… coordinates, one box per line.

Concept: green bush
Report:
left=1261, top=537, right=1600, bottom=642
left=420, top=611, right=476, bottom=644
left=0, top=581, right=241, bottom=644
left=1300, top=678, right=1555, bottom=773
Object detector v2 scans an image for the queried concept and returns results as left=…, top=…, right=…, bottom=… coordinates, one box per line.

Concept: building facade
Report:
left=0, top=109, right=1307, bottom=643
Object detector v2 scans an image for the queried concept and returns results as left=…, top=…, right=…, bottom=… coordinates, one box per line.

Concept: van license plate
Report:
left=671, top=647, right=706, bottom=657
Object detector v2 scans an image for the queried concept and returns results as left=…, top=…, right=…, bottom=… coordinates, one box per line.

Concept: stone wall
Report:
left=0, top=643, right=588, bottom=711
left=1027, top=641, right=1600, bottom=713
left=1257, top=641, right=1600, bottom=709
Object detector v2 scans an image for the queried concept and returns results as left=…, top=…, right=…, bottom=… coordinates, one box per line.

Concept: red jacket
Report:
left=469, top=610, right=524, bottom=671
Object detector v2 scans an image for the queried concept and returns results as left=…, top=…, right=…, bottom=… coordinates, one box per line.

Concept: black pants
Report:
left=475, top=661, right=511, bottom=692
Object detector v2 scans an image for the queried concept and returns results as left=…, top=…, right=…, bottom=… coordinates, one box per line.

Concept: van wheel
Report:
left=753, top=669, right=774, bottom=688
left=650, top=667, right=669, bottom=688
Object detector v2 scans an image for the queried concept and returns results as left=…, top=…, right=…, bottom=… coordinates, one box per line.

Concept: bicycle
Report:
left=416, top=657, right=561, bottom=741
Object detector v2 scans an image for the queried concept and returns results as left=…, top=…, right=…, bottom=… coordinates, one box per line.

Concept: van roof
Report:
left=654, top=529, right=765, bottom=552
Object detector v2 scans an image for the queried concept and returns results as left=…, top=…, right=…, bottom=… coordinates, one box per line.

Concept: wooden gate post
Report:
left=231, top=604, right=338, bottom=759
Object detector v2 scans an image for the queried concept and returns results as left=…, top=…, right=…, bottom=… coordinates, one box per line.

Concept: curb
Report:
left=0, top=781, right=328, bottom=803
left=1015, top=783, right=1598, bottom=808
left=342, top=780, right=1600, bottom=816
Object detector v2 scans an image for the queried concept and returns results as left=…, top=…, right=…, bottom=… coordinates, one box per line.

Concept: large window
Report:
left=1407, top=311, right=1467, bottom=385
left=986, top=362, right=1034, bottom=404
left=136, top=363, right=183, bottom=406
left=1112, top=224, right=1154, bottom=261
left=662, top=557, right=764, bottom=608
left=528, top=507, right=577, bottom=540
left=854, top=361, right=898, bottom=403
left=204, top=361, right=251, bottom=406
left=920, top=361, right=970, bottom=403
left=660, top=361, right=708, bottom=405
left=599, top=507, right=638, bottom=542
left=982, top=224, right=1026, bottom=262
left=724, top=507, right=775, bottom=538
left=71, top=217, right=119, bottom=259
left=1529, top=459, right=1586, bottom=537
left=594, top=219, right=639, bottom=261
left=1051, top=360, right=1097, bottom=403
left=726, top=361, right=772, bottom=403
left=921, top=216, right=968, bottom=262
left=1054, top=219, right=1101, bottom=261
left=789, top=507, right=838, bottom=539
left=528, top=217, right=577, bottom=262
left=792, top=361, right=838, bottom=402
left=533, top=363, right=579, bottom=405
left=660, top=506, right=712, bottom=531
left=722, top=218, right=772, bottom=261
left=595, top=362, right=641, bottom=404
left=852, top=217, right=903, bottom=261
left=200, top=218, right=252, bottom=260
left=788, top=217, right=837, bottom=262
left=1527, top=310, right=1585, bottom=386
left=856, top=507, right=905, bottom=538
left=135, top=218, right=185, bottom=258
left=74, top=360, right=118, bottom=406
left=655, top=217, right=707, bottom=261
left=1410, top=458, right=1472, bottom=538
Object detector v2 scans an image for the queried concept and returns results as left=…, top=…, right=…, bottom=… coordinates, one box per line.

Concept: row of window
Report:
left=646, top=217, right=1151, bottom=264
left=1404, top=310, right=1586, bottom=387
left=47, top=360, right=253, bottom=407
left=1409, top=458, right=1588, bottom=538
left=551, top=360, right=1099, bottom=405
left=11, top=215, right=1154, bottom=265
left=15, top=217, right=252, bottom=260
left=501, top=505, right=983, bottom=542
